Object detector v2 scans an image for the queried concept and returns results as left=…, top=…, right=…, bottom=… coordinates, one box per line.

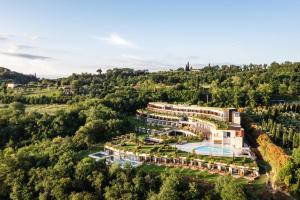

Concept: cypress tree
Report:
left=275, top=124, right=281, bottom=144
left=293, top=134, right=298, bottom=148
left=267, top=118, right=273, bottom=129
left=185, top=62, right=190, bottom=71
left=271, top=126, right=276, bottom=137
left=282, top=131, right=288, bottom=148
left=262, top=119, right=266, bottom=130
left=288, top=129, right=294, bottom=148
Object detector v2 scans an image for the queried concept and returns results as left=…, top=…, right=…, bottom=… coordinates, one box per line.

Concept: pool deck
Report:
left=88, top=151, right=143, bottom=167
left=171, top=140, right=246, bottom=157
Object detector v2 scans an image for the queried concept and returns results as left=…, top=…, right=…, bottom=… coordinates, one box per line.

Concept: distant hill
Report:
left=0, top=67, right=38, bottom=84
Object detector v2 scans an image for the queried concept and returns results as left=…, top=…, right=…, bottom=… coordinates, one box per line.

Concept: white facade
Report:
left=6, top=83, right=23, bottom=89
left=138, top=102, right=244, bottom=149
left=211, top=129, right=243, bottom=148
left=232, top=111, right=241, bottom=125
left=7, top=83, right=16, bottom=88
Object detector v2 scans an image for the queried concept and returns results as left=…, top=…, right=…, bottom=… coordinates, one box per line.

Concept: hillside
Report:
left=0, top=67, right=38, bottom=84
left=0, top=62, right=299, bottom=200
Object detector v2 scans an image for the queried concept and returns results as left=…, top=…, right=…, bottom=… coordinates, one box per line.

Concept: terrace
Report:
left=96, top=133, right=259, bottom=179
left=137, top=108, right=229, bottom=130
left=88, top=151, right=143, bottom=167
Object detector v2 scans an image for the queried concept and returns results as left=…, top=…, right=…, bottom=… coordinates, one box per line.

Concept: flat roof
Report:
left=149, top=102, right=235, bottom=112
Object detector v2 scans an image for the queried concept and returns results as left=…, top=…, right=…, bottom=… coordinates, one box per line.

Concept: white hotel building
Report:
left=137, top=102, right=245, bottom=149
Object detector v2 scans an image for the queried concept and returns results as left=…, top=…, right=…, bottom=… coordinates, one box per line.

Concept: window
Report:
left=223, top=132, right=230, bottom=137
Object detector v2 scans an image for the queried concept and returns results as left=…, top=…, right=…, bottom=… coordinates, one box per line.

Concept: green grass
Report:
left=77, top=143, right=106, bottom=159
left=0, top=104, right=8, bottom=109
left=0, top=103, right=68, bottom=115
left=8, top=87, right=61, bottom=97
left=138, top=164, right=247, bottom=183
left=25, top=104, right=68, bottom=114
left=23, top=87, right=61, bottom=97
left=138, top=145, right=155, bottom=152
left=250, top=174, right=268, bottom=188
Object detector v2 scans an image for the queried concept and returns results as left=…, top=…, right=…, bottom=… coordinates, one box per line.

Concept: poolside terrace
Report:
left=93, top=133, right=259, bottom=179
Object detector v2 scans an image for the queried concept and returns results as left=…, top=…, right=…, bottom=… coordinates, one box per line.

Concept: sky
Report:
left=0, top=0, right=300, bottom=78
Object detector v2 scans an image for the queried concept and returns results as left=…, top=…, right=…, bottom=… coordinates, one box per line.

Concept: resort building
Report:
left=6, top=83, right=23, bottom=89
left=137, top=102, right=244, bottom=149
left=89, top=104, right=258, bottom=179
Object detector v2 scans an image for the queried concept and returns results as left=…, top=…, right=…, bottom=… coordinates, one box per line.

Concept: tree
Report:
left=288, top=129, right=294, bottom=148
left=0, top=82, right=7, bottom=94
left=215, top=176, right=246, bottom=200
left=247, top=89, right=257, bottom=108
left=283, top=132, right=288, bottom=147
left=9, top=102, right=25, bottom=114
left=270, top=125, right=276, bottom=137
left=257, top=83, right=272, bottom=105
left=185, top=62, right=190, bottom=72
left=293, top=134, right=299, bottom=148
left=104, top=169, right=135, bottom=200
left=279, top=83, right=288, bottom=95
left=185, top=182, right=201, bottom=199
left=154, top=172, right=181, bottom=200
left=278, top=161, right=295, bottom=186
left=96, top=69, right=102, bottom=75
left=71, top=80, right=80, bottom=94
left=75, top=157, right=96, bottom=181
left=69, top=192, right=97, bottom=200
left=292, top=147, right=300, bottom=165
left=275, top=125, right=281, bottom=144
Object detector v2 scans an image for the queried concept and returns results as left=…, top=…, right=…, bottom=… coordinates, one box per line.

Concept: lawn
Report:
left=7, top=87, right=62, bottom=97
left=0, top=104, right=7, bottom=109
left=0, top=103, right=68, bottom=114
left=138, top=164, right=223, bottom=183
left=25, top=104, right=68, bottom=114
left=77, top=143, right=106, bottom=159
left=21, top=87, right=61, bottom=97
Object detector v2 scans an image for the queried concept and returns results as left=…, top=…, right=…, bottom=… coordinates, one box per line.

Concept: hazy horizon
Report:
left=2, top=61, right=286, bottom=79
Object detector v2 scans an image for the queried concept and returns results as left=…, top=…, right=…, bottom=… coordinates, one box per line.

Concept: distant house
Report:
left=6, top=83, right=23, bottom=89
left=61, top=85, right=74, bottom=95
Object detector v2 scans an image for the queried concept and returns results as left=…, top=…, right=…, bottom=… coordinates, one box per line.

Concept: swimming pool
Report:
left=195, top=145, right=235, bottom=156
left=111, top=156, right=142, bottom=168
left=171, top=141, right=244, bottom=157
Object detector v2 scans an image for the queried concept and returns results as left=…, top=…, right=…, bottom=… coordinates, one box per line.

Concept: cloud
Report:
left=0, top=33, right=14, bottom=41
left=22, top=34, right=46, bottom=41
left=13, top=44, right=35, bottom=49
left=0, top=52, right=51, bottom=60
left=0, top=32, right=45, bottom=42
left=6, top=44, right=35, bottom=53
left=115, top=54, right=172, bottom=68
left=93, top=33, right=136, bottom=48
left=121, top=54, right=142, bottom=60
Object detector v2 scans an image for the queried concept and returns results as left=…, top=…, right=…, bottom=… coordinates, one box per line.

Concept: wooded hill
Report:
left=0, top=67, right=38, bottom=84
